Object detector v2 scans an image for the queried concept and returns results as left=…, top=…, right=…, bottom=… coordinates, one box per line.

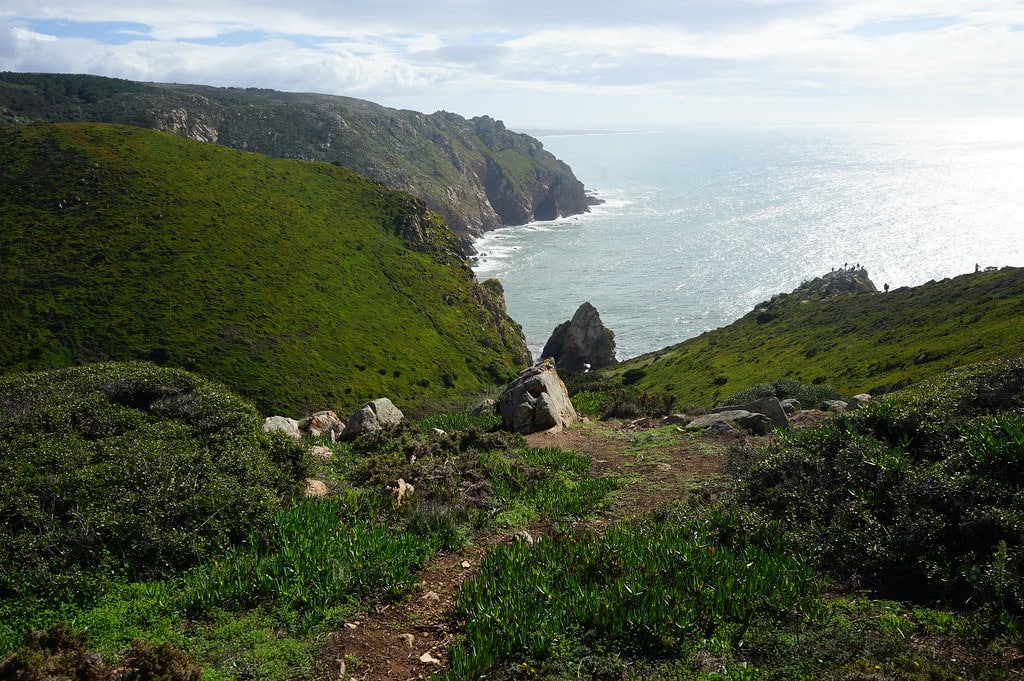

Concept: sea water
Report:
left=472, top=120, right=1024, bottom=360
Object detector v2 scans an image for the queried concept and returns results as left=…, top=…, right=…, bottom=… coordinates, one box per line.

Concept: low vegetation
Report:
left=604, top=267, right=1024, bottom=407
left=0, top=122, right=529, bottom=415
left=0, top=361, right=622, bottom=678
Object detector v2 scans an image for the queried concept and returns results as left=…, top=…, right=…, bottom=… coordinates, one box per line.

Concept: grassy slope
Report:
left=0, top=123, right=527, bottom=415
left=603, top=267, right=1024, bottom=407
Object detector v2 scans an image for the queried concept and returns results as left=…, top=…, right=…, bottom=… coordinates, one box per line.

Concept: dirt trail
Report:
left=315, top=423, right=741, bottom=680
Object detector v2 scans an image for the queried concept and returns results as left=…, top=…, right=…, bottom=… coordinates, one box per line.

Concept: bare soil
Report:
left=314, top=421, right=747, bottom=680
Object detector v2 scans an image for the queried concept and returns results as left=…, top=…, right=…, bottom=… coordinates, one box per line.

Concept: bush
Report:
left=723, top=378, right=842, bottom=409
left=602, top=389, right=677, bottom=419
left=0, top=362, right=310, bottom=605
left=0, top=624, right=200, bottom=681
left=739, top=357, right=1024, bottom=616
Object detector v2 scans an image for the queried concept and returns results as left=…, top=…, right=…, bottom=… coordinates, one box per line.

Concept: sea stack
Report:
left=541, top=302, right=618, bottom=372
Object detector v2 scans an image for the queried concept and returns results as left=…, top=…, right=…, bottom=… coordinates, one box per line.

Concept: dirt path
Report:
left=315, top=422, right=744, bottom=680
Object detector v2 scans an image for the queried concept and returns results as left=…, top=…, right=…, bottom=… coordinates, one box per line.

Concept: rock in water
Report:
left=498, top=359, right=578, bottom=434
left=342, top=398, right=404, bottom=440
left=541, top=302, right=617, bottom=372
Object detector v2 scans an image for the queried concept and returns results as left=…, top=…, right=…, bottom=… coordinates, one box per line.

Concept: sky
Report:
left=1, top=0, right=1023, bottom=129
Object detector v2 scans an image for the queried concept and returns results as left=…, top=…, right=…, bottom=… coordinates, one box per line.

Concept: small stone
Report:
left=399, top=633, right=415, bottom=647
left=304, top=479, right=329, bottom=498
left=461, top=560, right=471, bottom=568
left=419, top=652, right=441, bottom=665
left=344, top=622, right=357, bottom=629
left=309, top=445, right=333, bottom=462
left=656, top=463, right=672, bottom=472
left=422, top=590, right=440, bottom=601
left=515, top=530, right=534, bottom=546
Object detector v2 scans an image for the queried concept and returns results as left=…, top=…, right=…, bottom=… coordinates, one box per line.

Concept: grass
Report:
left=0, top=367, right=623, bottom=679
left=602, top=267, right=1024, bottom=408
left=0, top=122, right=529, bottom=415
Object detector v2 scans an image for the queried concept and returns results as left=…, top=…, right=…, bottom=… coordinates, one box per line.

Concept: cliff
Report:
left=0, top=72, right=593, bottom=247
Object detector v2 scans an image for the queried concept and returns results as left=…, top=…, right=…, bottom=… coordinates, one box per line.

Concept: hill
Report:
left=600, top=266, right=1024, bottom=406
left=0, top=122, right=530, bottom=415
left=0, top=72, right=593, bottom=246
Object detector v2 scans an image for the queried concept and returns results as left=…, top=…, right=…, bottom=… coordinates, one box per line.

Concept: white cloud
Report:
left=2, top=0, right=1023, bottom=127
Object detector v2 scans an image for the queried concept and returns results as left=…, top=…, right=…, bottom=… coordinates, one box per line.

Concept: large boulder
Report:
left=498, top=359, right=579, bottom=434
left=342, top=398, right=404, bottom=440
left=712, top=396, right=789, bottom=431
left=300, top=410, right=346, bottom=441
left=540, top=302, right=617, bottom=372
left=263, top=415, right=301, bottom=440
left=687, top=410, right=772, bottom=436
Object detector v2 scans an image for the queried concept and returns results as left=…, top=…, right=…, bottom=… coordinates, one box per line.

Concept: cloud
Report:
left=2, top=0, right=1023, bottom=126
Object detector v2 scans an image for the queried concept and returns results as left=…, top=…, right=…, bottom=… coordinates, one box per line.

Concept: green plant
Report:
left=0, top=362, right=309, bottom=609
left=739, top=357, right=1024, bottom=618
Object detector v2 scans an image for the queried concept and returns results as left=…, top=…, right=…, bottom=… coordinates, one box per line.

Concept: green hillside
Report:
left=0, top=122, right=529, bottom=415
left=0, top=72, right=594, bottom=244
left=602, top=267, right=1024, bottom=406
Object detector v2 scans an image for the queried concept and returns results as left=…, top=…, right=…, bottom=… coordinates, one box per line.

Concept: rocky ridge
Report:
left=0, top=72, right=594, bottom=247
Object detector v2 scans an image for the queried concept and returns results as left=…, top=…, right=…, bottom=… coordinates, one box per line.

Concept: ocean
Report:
left=471, top=120, right=1024, bottom=361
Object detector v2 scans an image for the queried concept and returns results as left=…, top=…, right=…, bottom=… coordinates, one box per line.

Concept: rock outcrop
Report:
left=342, top=398, right=405, bottom=440
left=687, top=410, right=773, bottom=436
left=541, top=302, right=617, bottom=372
left=498, top=359, right=578, bottom=434
left=711, top=397, right=789, bottom=431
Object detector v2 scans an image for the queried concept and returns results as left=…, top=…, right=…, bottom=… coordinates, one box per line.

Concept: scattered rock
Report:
left=419, top=652, right=441, bottom=665
left=822, top=400, right=849, bottom=413
left=849, top=394, right=872, bottom=409
left=712, top=397, right=788, bottom=431
left=628, top=417, right=651, bottom=429
left=421, top=591, right=440, bottom=602
left=342, top=398, right=404, bottom=440
left=707, top=421, right=741, bottom=436
left=263, top=415, right=301, bottom=439
left=688, top=410, right=772, bottom=436
left=388, top=478, right=414, bottom=505
left=515, top=530, right=535, bottom=546
left=540, top=302, right=618, bottom=372
left=780, top=398, right=801, bottom=415
left=471, top=398, right=496, bottom=417
left=664, top=413, right=694, bottom=426
left=461, top=560, right=472, bottom=569
left=301, top=410, right=345, bottom=440
left=498, top=359, right=578, bottom=434
left=399, top=633, right=416, bottom=648
left=303, top=478, right=329, bottom=498
left=309, top=445, right=333, bottom=462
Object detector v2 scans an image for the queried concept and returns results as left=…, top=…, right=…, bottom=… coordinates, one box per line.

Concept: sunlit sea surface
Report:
left=472, top=120, right=1024, bottom=360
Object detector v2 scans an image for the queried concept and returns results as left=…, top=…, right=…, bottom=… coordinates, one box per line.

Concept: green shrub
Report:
left=739, top=357, right=1024, bottom=616
left=722, top=379, right=842, bottom=409
left=0, top=362, right=310, bottom=606
left=0, top=624, right=200, bottom=681
left=602, top=389, right=677, bottom=419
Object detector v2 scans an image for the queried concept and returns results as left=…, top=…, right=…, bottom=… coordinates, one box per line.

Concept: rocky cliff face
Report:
left=0, top=73, right=593, bottom=247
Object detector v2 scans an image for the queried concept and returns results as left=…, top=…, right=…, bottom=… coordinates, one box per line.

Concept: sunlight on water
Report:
left=473, top=120, right=1024, bottom=360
